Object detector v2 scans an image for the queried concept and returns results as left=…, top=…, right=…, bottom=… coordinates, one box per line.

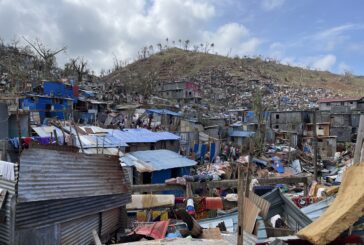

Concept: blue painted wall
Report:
left=19, top=96, right=72, bottom=123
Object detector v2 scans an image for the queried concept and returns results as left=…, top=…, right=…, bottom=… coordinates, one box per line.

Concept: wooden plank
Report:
left=243, top=197, right=260, bottom=234
left=92, top=229, right=102, bottom=245
left=131, top=177, right=308, bottom=193
left=248, top=191, right=270, bottom=219
left=354, top=115, right=364, bottom=164
left=237, top=165, right=244, bottom=245
left=0, top=189, right=7, bottom=209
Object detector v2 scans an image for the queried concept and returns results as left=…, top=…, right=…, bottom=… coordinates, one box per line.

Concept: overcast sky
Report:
left=1, top=0, right=363, bottom=75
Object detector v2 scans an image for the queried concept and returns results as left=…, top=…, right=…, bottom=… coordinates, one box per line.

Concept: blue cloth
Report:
left=272, top=156, right=285, bottom=173
left=210, top=143, right=216, bottom=162
left=9, top=138, right=20, bottom=149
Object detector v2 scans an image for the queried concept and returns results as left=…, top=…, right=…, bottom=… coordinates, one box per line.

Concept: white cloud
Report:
left=338, top=62, right=352, bottom=74
left=311, top=54, right=336, bottom=71
left=268, top=42, right=284, bottom=59
left=261, top=0, right=285, bottom=11
left=0, top=0, right=263, bottom=73
left=313, top=23, right=364, bottom=51
left=203, top=23, right=261, bottom=56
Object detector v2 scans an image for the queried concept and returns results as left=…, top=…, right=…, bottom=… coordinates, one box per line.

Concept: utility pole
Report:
left=312, top=108, right=318, bottom=181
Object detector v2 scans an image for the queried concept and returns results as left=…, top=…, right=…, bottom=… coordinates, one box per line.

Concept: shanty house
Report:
left=228, top=128, right=255, bottom=150
left=303, top=122, right=330, bottom=137
left=146, top=109, right=181, bottom=131
left=317, top=97, right=364, bottom=111
left=157, top=81, right=202, bottom=103
left=270, top=111, right=310, bottom=135
left=0, top=146, right=131, bottom=245
left=121, top=149, right=196, bottom=187
left=107, top=128, right=180, bottom=152
left=19, top=81, right=79, bottom=123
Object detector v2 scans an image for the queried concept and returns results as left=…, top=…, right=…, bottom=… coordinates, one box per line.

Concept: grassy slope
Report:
left=107, top=48, right=364, bottom=96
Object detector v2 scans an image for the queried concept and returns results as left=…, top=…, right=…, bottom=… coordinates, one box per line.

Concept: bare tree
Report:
left=70, top=57, right=88, bottom=83
left=252, top=89, right=267, bottom=157
left=113, top=53, right=123, bottom=71
left=140, top=46, right=149, bottom=59
left=22, top=36, right=66, bottom=79
left=178, top=39, right=182, bottom=48
left=148, top=45, right=154, bottom=55
left=157, top=43, right=162, bottom=52
left=184, top=40, right=190, bottom=51
left=210, top=43, right=214, bottom=53
left=193, top=45, right=199, bottom=52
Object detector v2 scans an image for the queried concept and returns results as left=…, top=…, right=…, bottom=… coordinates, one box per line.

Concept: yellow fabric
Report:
left=152, top=210, right=169, bottom=221
left=297, top=164, right=364, bottom=245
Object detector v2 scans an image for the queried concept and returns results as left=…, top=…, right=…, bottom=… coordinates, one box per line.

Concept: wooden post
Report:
left=53, top=129, right=59, bottom=145
left=237, top=164, right=244, bottom=245
left=354, top=115, right=364, bottom=164
left=16, top=109, right=22, bottom=158
left=245, top=156, right=251, bottom=198
left=288, top=132, right=292, bottom=163
left=73, top=121, right=84, bottom=153
left=312, top=109, right=318, bottom=181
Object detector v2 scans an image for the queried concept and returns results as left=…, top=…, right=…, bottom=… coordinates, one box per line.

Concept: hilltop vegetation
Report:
left=106, top=48, right=364, bottom=96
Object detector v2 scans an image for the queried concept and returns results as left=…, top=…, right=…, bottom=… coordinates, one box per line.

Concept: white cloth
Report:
left=0, top=161, right=15, bottom=181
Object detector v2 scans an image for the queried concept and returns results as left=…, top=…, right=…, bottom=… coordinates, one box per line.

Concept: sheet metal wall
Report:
left=60, top=213, right=99, bottom=245
left=18, top=148, right=130, bottom=202
left=262, top=189, right=311, bottom=231
left=15, top=193, right=130, bottom=229
left=0, top=104, right=8, bottom=140
left=101, top=208, right=121, bottom=240
left=0, top=178, right=16, bottom=245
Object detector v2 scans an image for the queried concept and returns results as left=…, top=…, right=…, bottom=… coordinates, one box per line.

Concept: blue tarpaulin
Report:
left=272, top=156, right=284, bottom=173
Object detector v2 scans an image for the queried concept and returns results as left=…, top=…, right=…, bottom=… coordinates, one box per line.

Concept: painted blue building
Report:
left=19, top=81, right=78, bottom=123
left=121, top=149, right=196, bottom=187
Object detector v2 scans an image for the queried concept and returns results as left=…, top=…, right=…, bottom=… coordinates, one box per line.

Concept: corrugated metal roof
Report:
left=301, top=196, right=335, bottom=221
left=107, top=128, right=180, bottom=143
left=229, top=130, right=255, bottom=137
left=74, top=135, right=128, bottom=148
left=32, top=125, right=66, bottom=138
left=18, top=147, right=131, bottom=202
left=262, top=188, right=312, bottom=230
left=146, top=109, right=181, bottom=116
left=317, top=96, right=363, bottom=103
left=121, top=149, right=197, bottom=172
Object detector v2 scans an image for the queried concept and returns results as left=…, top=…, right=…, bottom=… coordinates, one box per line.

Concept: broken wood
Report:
left=92, top=229, right=102, bottom=245
left=131, top=176, right=309, bottom=193
left=354, top=115, right=364, bottom=164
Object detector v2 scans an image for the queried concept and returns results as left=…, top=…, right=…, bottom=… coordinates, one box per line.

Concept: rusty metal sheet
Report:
left=18, top=148, right=131, bottom=202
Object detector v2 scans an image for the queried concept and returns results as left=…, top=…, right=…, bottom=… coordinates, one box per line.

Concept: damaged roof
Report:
left=32, top=125, right=65, bottom=138
left=107, top=128, right=180, bottom=143
left=317, top=96, right=363, bottom=103
left=18, top=147, right=131, bottom=202
left=121, top=149, right=197, bottom=172
left=229, top=130, right=255, bottom=138
left=146, top=109, right=181, bottom=117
